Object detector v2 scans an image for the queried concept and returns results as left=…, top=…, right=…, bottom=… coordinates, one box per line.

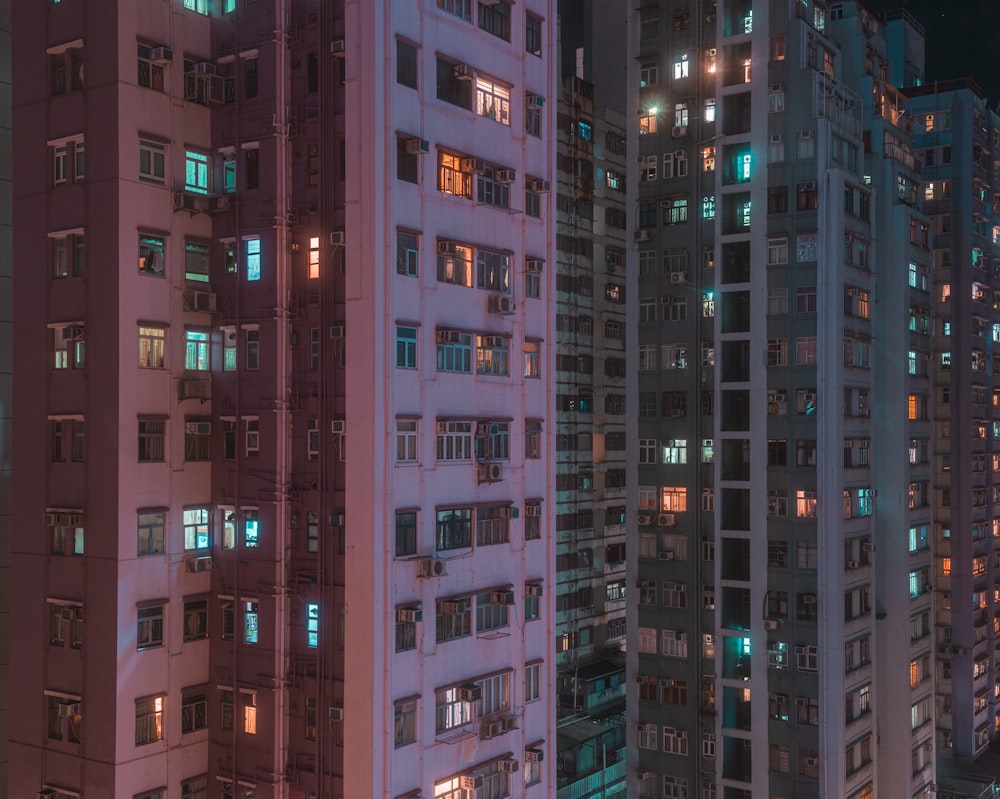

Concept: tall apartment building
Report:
left=552, top=73, right=628, bottom=798
left=626, top=2, right=935, bottom=797
left=906, top=79, right=1000, bottom=762
left=11, top=2, right=557, bottom=798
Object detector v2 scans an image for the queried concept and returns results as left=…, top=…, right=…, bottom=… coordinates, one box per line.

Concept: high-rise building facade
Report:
left=552, top=72, right=628, bottom=798
left=10, top=2, right=558, bottom=798
left=627, top=2, right=935, bottom=797
left=906, top=79, right=1000, bottom=762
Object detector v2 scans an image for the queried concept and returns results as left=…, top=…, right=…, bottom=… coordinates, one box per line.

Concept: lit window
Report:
left=673, top=54, right=689, bottom=79
left=184, top=330, right=209, bottom=371
left=244, top=510, right=259, bottom=548
left=135, top=694, right=165, bottom=745
left=183, top=508, right=210, bottom=551
left=184, top=150, right=210, bottom=194
left=246, top=237, right=261, bottom=281
left=242, top=690, right=257, bottom=734
left=308, top=236, right=320, bottom=279
left=306, top=602, right=319, bottom=647
left=244, top=601, right=259, bottom=644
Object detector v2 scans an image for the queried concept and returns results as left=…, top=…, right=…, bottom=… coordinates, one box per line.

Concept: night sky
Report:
left=866, top=0, right=1000, bottom=101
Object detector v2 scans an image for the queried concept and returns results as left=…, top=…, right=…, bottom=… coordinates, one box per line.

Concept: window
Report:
left=395, top=419, right=418, bottom=463
left=244, top=510, right=259, bottom=548
left=137, top=43, right=165, bottom=90
left=139, top=139, right=166, bottom=183
left=664, top=198, right=688, bottom=224
left=50, top=45, right=84, bottom=95
left=437, top=151, right=474, bottom=199
left=478, top=0, right=511, bottom=40
left=436, top=596, right=472, bottom=643
left=436, top=507, right=472, bottom=550
left=47, top=694, right=82, bottom=744
left=476, top=334, right=509, bottom=376
left=223, top=156, right=236, bottom=193
left=476, top=591, right=510, bottom=632
left=245, top=237, right=261, bottom=281
left=52, top=137, right=85, bottom=186
left=184, top=598, right=208, bottom=641
left=241, top=690, right=257, bottom=734
left=477, top=249, right=510, bottom=291
left=663, top=727, right=689, bottom=755
left=182, top=508, right=209, bottom=551
left=52, top=324, right=85, bottom=370
left=475, top=76, right=510, bottom=125
left=244, top=329, right=260, bottom=370
left=51, top=231, right=86, bottom=278
left=796, top=337, right=817, bottom=365
left=306, top=602, right=319, bottom=648
left=138, top=511, right=166, bottom=556
left=395, top=230, right=419, bottom=277
left=135, top=694, right=165, bottom=745
left=475, top=505, right=510, bottom=546
left=673, top=54, right=690, bottom=79
left=396, top=38, right=419, bottom=89
left=138, top=419, right=165, bottom=462
left=183, top=150, right=210, bottom=194
left=526, top=14, right=542, bottom=56
left=181, top=685, right=207, bottom=733
left=525, top=422, right=542, bottom=460
left=393, top=697, right=418, bottom=749
left=524, top=341, right=541, bottom=378
left=477, top=165, right=511, bottom=209
left=138, top=234, right=165, bottom=276
left=244, top=147, right=260, bottom=189
left=183, top=420, right=210, bottom=461
left=396, top=325, right=418, bottom=368
left=49, top=601, right=84, bottom=649
left=243, top=600, right=259, bottom=644
left=50, top=518, right=85, bottom=556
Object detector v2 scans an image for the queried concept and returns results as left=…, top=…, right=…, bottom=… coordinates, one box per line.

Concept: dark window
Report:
left=768, top=186, right=788, bottom=214
left=396, top=511, right=417, bottom=556
left=307, top=52, right=319, bottom=92
left=397, top=137, right=419, bottom=184
left=245, top=148, right=260, bottom=189
left=525, top=14, right=542, bottom=56
left=436, top=58, right=473, bottom=108
left=478, top=0, right=511, bottom=40
left=397, top=40, right=418, bottom=89
left=244, top=58, right=258, bottom=99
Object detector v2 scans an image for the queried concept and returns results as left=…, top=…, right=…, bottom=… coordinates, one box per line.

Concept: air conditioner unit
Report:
left=453, top=63, right=475, bottom=80
left=803, top=180, right=817, bottom=190
left=499, top=758, right=519, bottom=773
left=459, top=775, right=484, bottom=791
left=657, top=513, right=676, bottom=527
left=669, top=271, right=687, bottom=284
left=847, top=560, right=860, bottom=569
left=460, top=157, right=487, bottom=174
left=495, top=168, right=516, bottom=183
left=637, top=513, right=654, bottom=526
left=174, top=191, right=210, bottom=213
left=185, top=290, right=218, bottom=312
left=330, top=325, right=345, bottom=339
left=502, top=714, right=518, bottom=731
left=484, top=335, right=506, bottom=348
left=763, top=618, right=779, bottom=631
left=525, top=583, right=543, bottom=597
left=179, top=379, right=210, bottom=400
left=64, top=514, right=83, bottom=526
left=478, top=462, right=504, bottom=483
left=658, top=551, right=675, bottom=561
left=480, top=720, right=504, bottom=739
left=862, top=542, right=876, bottom=553
left=525, top=259, right=544, bottom=273
left=489, top=295, right=515, bottom=314
left=37, top=791, right=57, bottom=799
left=769, top=133, right=783, bottom=143
left=150, top=46, right=173, bottom=63
left=212, top=194, right=231, bottom=211
left=437, top=329, right=461, bottom=344
left=186, top=555, right=213, bottom=573
left=329, top=706, right=344, bottom=721
left=805, top=756, right=818, bottom=767
left=441, top=600, right=463, bottom=615
left=419, top=558, right=448, bottom=578
left=437, top=240, right=457, bottom=255
left=491, top=590, right=516, bottom=606
left=193, top=61, right=216, bottom=75
left=330, top=230, right=345, bottom=246
left=800, top=129, right=814, bottom=139
left=331, top=420, right=345, bottom=434
left=185, top=421, right=212, bottom=436
left=477, top=422, right=497, bottom=436
left=59, top=702, right=82, bottom=718
left=43, top=513, right=57, bottom=526
left=527, top=93, right=545, bottom=108
left=458, top=684, right=482, bottom=703
left=672, top=125, right=688, bottom=137
left=634, top=229, right=650, bottom=242
left=803, top=594, right=816, bottom=604
left=771, top=83, right=784, bottom=93
left=636, top=771, right=650, bottom=781
left=329, top=513, right=345, bottom=526
left=528, top=179, right=550, bottom=193
left=396, top=607, right=423, bottom=623
left=499, top=506, right=519, bottom=519
left=330, top=38, right=345, bottom=57
left=525, top=505, right=541, bottom=517
left=406, top=137, right=430, bottom=155
left=526, top=747, right=544, bottom=762
left=436, top=421, right=450, bottom=435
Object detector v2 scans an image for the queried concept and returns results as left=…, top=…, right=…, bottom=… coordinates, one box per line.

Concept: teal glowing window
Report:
left=245, top=511, right=259, bottom=548
left=184, top=151, right=210, bottom=194
left=307, top=603, right=319, bottom=647
left=244, top=601, right=259, bottom=643
left=246, top=238, right=261, bottom=281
